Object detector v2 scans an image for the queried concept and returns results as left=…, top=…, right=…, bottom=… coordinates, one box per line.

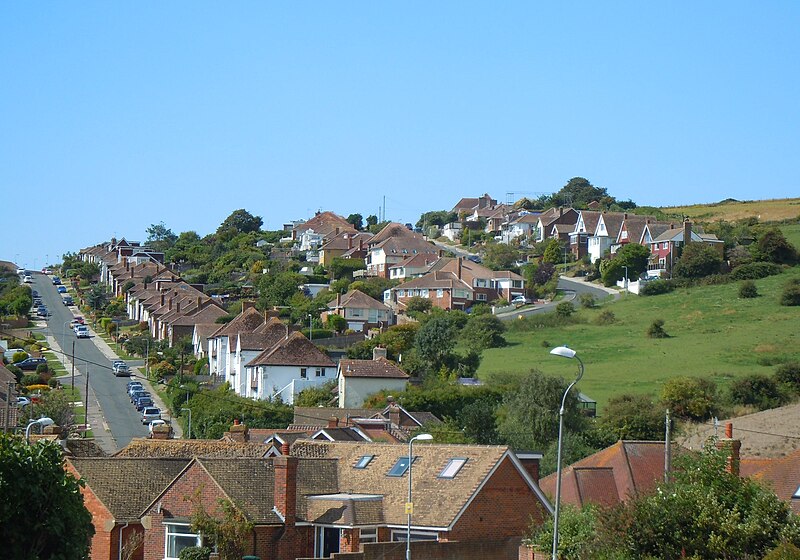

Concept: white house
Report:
left=337, top=347, right=409, bottom=408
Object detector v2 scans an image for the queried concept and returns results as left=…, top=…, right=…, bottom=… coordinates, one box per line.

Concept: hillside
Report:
left=478, top=266, right=800, bottom=410
left=661, top=197, right=800, bottom=223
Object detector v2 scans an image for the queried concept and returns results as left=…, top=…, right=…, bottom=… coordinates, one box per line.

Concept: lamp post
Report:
left=25, top=417, right=54, bottom=443
left=549, top=346, right=584, bottom=560
left=623, top=266, right=629, bottom=290
left=406, top=433, right=433, bottom=560
left=181, top=407, right=192, bottom=440
left=307, top=313, right=313, bottom=342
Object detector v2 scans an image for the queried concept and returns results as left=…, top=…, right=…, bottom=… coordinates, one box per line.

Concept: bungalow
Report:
left=325, top=289, right=394, bottom=333
left=338, top=347, right=409, bottom=408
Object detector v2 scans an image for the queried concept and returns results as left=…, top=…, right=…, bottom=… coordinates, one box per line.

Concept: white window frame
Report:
left=316, top=367, right=325, bottom=377
left=391, top=529, right=438, bottom=542
left=436, top=289, right=443, bottom=298
left=360, top=527, right=378, bottom=543
left=438, top=458, right=468, bottom=478
left=300, top=367, right=307, bottom=379
left=476, top=293, right=487, bottom=301
left=164, top=523, right=202, bottom=560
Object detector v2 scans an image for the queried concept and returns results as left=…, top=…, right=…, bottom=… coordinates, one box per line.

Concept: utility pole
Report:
left=84, top=363, right=90, bottom=437
left=664, top=409, right=672, bottom=482
left=71, top=341, right=75, bottom=391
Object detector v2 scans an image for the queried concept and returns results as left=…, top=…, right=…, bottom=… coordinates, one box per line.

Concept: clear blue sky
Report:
left=2, top=2, right=799, bottom=268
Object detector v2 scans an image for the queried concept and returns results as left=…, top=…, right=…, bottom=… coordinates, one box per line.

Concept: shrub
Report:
left=579, top=293, right=596, bottom=308
left=661, top=375, right=719, bottom=420
left=775, top=362, right=800, bottom=393
left=556, top=301, right=575, bottom=317
left=730, top=261, right=783, bottom=280
left=596, top=309, right=616, bottom=325
left=47, top=378, right=59, bottom=388
left=21, top=373, right=40, bottom=387
left=647, top=319, right=668, bottom=338
left=780, top=279, right=800, bottom=306
left=728, top=374, right=789, bottom=411
left=36, top=363, right=49, bottom=374
left=639, top=279, right=674, bottom=296
left=11, top=351, right=28, bottom=363
left=673, top=243, right=723, bottom=278
left=738, top=280, right=758, bottom=298
left=406, top=296, right=432, bottom=314
left=763, top=542, right=800, bottom=560
left=178, top=546, right=211, bottom=560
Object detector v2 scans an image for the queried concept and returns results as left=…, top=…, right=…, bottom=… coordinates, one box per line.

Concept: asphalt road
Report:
left=495, top=276, right=619, bottom=320
left=33, top=273, right=149, bottom=449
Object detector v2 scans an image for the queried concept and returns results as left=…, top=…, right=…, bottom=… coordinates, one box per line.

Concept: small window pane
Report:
left=387, top=456, right=411, bottom=477
left=794, top=485, right=800, bottom=499
left=439, top=458, right=467, bottom=479
left=355, top=455, right=374, bottom=469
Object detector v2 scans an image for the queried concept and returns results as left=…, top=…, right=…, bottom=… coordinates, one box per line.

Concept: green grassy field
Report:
left=780, top=223, right=800, bottom=250
left=663, top=197, right=800, bottom=222
left=478, top=266, right=800, bottom=410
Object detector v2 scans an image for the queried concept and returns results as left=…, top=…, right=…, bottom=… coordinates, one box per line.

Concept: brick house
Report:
left=337, top=347, right=409, bottom=408
left=325, top=289, right=394, bottom=333
left=535, top=207, right=578, bottom=243
left=319, top=231, right=374, bottom=267
left=365, top=223, right=440, bottom=278
left=387, top=253, right=440, bottom=281
left=568, top=210, right=603, bottom=259
left=647, top=219, right=724, bottom=277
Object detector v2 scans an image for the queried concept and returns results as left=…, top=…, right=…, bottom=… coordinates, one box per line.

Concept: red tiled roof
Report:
left=246, top=332, right=335, bottom=368
left=339, top=357, right=409, bottom=379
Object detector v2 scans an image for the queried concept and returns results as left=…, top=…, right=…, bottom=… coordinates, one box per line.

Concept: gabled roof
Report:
left=574, top=210, right=602, bottom=234
left=330, top=290, right=390, bottom=311
left=113, top=438, right=273, bottom=458
left=209, top=306, right=265, bottom=338
left=338, top=357, right=409, bottom=379
left=246, top=331, right=335, bottom=368
left=368, top=223, right=438, bottom=254
left=291, top=441, right=552, bottom=527
left=750, top=448, right=800, bottom=512
left=320, top=231, right=374, bottom=252
left=312, top=427, right=371, bottom=442
left=238, top=319, right=289, bottom=351
left=294, top=212, right=355, bottom=237
left=67, top=457, right=189, bottom=521
left=596, top=212, right=626, bottom=238
left=388, top=253, right=440, bottom=271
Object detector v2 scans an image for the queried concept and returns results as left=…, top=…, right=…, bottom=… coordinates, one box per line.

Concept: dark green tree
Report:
left=145, top=221, right=178, bottom=252
left=217, top=209, right=263, bottom=235
left=728, top=374, right=789, bottom=411
left=752, top=227, right=798, bottom=265
left=405, top=296, right=432, bottom=315
left=597, top=393, right=665, bottom=441
left=346, top=213, right=363, bottom=230
left=413, top=314, right=458, bottom=371
left=552, top=177, right=610, bottom=208
left=0, top=434, right=94, bottom=559
left=660, top=375, right=718, bottom=420
left=542, top=239, right=564, bottom=264
left=614, top=242, right=650, bottom=278
left=483, top=243, right=519, bottom=270
left=366, top=214, right=378, bottom=228
left=673, top=242, right=723, bottom=278
left=460, top=314, right=506, bottom=352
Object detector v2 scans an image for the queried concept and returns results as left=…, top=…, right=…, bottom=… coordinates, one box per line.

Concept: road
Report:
left=495, top=276, right=619, bottom=320
left=33, top=273, right=150, bottom=451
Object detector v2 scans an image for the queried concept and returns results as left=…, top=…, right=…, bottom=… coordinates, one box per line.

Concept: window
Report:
left=475, top=279, right=487, bottom=287
left=794, top=485, right=800, bottom=499
left=300, top=368, right=307, bottom=379
left=512, top=280, right=522, bottom=288
left=387, top=456, right=412, bottom=477
left=316, top=368, right=325, bottom=377
left=360, top=528, right=378, bottom=544
left=391, top=530, right=438, bottom=542
left=439, top=458, right=467, bottom=478
left=165, top=523, right=202, bottom=560
left=436, top=289, right=443, bottom=298
left=421, top=289, right=429, bottom=298
left=398, top=289, right=405, bottom=297
left=476, top=293, right=487, bottom=301
left=355, top=455, right=374, bottom=469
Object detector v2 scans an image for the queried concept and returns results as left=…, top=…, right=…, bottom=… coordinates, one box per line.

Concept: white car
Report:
left=23, top=275, right=33, bottom=283
left=141, top=407, right=162, bottom=424
left=74, top=325, right=91, bottom=338
left=511, top=295, right=532, bottom=305
left=16, top=396, right=31, bottom=407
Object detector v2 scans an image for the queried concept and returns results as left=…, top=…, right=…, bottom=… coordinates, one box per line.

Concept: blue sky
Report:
left=2, top=2, right=799, bottom=268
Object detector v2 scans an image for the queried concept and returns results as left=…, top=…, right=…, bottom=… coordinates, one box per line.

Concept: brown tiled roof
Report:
left=294, top=407, right=381, bottom=426
left=750, top=448, right=800, bottom=511
left=369, top=222, right=424, bottom=246
left=113, top=438, right=272, bottom=458
left=291, top=441, right=550, bottom=527
left=294, top=211, right=355, bottom=237
left=598, top=212, right=626, bottom=238
left=197, top=458, right=280, bottom=523
left=65, top=439, right=108, bottom=458
left=331, top=290, right=390, bottom=311
left=210, top=306, right=266, bottom=338
left=68, top=457, right=190, bottom=521
left=238, top=320, right=289, bottom=352
left=389, top=254, right=440, bottom=271
left=339, top=357, right=409, bottom=379
left=577, top=210, right=602, bottom=234
left=246, top=332, right=335, bottom=368
left=321, top=231, right=374, bottom=251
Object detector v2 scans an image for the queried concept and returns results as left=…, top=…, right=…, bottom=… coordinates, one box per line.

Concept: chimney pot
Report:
left=328, top=416, right=339, bottom=428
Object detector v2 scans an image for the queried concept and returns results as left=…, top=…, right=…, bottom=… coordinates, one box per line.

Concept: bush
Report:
left=661, top=376, right=718, bottom=420
left=596, top=310, right=616, bottom=325
left=578, top=293, right=596, bottom=308
left=728, top=373, right=789, bottom=411
left=763, top=542, right=800, bottom=560
left=673, top=243, right=723, bottom=278
left=738, top=280, right=758, bottom=298
left=780, top=279, right=800, bottom=306
left=178, top=546, right=211, bottom=560
left=556, top=301, right=575, bottom=317
left=21, top=373, right=40, bottom=387
left=11, top=351, right=28, bottom=363
left=730, top=261, right=783, bottom=280
left=647, top=319, right=668, bottom=338
left=639, top=279, right=674, bottom=296
left=406, top=296, right=432, bottom=314
left=775, top=362, right=800, bottom=393
left=36, top=363, right=49, bottom=374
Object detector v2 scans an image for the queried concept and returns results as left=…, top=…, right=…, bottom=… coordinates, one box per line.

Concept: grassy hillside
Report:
left=662, top=197, right=800, bottom=223
left=478, top=266, right=800, bottom=410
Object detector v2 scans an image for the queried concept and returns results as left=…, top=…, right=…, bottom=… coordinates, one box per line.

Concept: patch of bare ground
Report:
left=678, top=402, right=800, bottom=458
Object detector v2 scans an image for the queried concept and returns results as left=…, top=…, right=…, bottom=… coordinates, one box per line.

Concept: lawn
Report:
left=478, top=266, right=800, bottom=410
left=662, top=197, right=800, bottom=223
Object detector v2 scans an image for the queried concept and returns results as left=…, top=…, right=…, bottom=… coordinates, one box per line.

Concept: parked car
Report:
left=148, top=419, right=169, bottom=437
left=51, top=276, right=62, bottom=285
left=13, top=357, right=47, bottom=371
left=130, top=390, right=149, bottom=403
left=31, top=290, right=38, bottom=298
left=62, top=295, right=74, bottom=306
left=127, top=383, right=143, bottom=396
left=41, top=268, right=52, bottom=275
left=36, top=306, right=49, bottom=318
left=16, top=267, right=25, bottom=275
left=70, top=318, right=84, bottom=329
left=74, top=325, right=90, bottom=338
left=134, top=396, right=154, bottom=411
left=23, top=275, right=33, bottom=283
left=141, top=407, right=161, bottom=424
left=511, top=295, right=532, bottom=305
left=113, top=363, right=131, bottom=377
left=56, top=285, right=67, bottom=294
left=16, top=396, right=31, bottom=407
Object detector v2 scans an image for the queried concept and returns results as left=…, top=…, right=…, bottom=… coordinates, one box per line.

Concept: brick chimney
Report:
left=328, top=416, right=339, bottom=428
left=197, top=296, right=203, bottom=310
left=683, top=218, right=692, bottom=245
left=168, top=298, right=172, bottom=311
left=373, top=346, right=388, bottom=361
left=125, top=258, right=130, bottom=271
left=358, top=238, right=364, bottom=251
left=274, top=455, right=298, bottom=525
left=348, top=234, right=353, bottom=249
left=227, top=419, right=249, bottom=442
left=457, top=257, right=463, bottom=280
left=160, top=293, right=165, bottom=306
left=335, top=227, right=340, bottom=235
left=716, top=422, right=741, bottom=476
left=242, top=300, right=256, bottom=313
left=176, top=301, right=181, bottom=314
left=336, top=293, right=342, bottom=308
left=387, top=403, right=401, bottom=427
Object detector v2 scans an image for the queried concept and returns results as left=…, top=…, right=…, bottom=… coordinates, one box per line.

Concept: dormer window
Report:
left=439, top=458, right=467, bottom=479
left=355, top=455, right=374, bottom=469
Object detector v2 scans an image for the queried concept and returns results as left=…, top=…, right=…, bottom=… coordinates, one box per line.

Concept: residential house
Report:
left=568, top=210, right=603, bottom=259
left=234, top=318, right=290, bottom=397
left=587, top=212, right=627, bottom=263
left=243, top=331, right=336, bottom=404
left=648, top=219, right=724, bottom=277
left=441, top=221, right=463, bottom=242
left=535, top=207, right=579, bottom=243
left=338, top=347, right=409, bottom=408
left=319, top=231, right=373, bottom=267
left=498, top=212, right=542, bottom=244
left=750, top=447, right=800, bottom=514
left=366, top=223, right=440, bottom=278
left=325, top=289, right=394, bottom=333
left=207, top=304, right=267, bottom=383
left=293, top=211, right=357, bottom=259
left=387, top=257, right=525, bottom=311
left=451, top=193, right=498, bottom=216
left=387, top=253, right=440, bottom=281
left=292, top=404, right=443, bottom=443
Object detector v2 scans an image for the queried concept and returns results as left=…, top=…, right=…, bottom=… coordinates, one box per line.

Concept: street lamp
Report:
left=25, top=417, right=54, bottom=443
left=406, top=433, right=433, bottom=560
left=549, top=346, right=584, bottom=560
left=181, top=407, right=192, bottom=440
left=307, top=313, right=313, bottom=342
left=623, top=266, right=629, bottom=290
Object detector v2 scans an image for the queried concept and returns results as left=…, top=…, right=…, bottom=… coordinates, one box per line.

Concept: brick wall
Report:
left=297, top=538, right=521, bottom=560
left=66, top=461, right=118, bottom=560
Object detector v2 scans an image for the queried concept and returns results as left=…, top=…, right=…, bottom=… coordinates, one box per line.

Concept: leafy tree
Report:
left=346, top=213, right=363, bottom=230
left=527, top=504, right=600, bottom=560
left=329, top=257, right=365, bottom=280
left=673, top=242, right=723, bottom=278
left=258, top=272, right=305, bottom=307
left=295, top=382, right=336, bottom=407
left=614, top=242, right=650, bottom=278
left=497, top=370, right=587, bottom=451
left=21, top=389, right=76, bottom=433
left=775, top=361, right=800, bottom=393
left=460, top=314, right=506, bottom=352
left=416, top=210, right=458, bottom=229
left=365, top=214, right=378, bottom=228
left=405, top=296, right=432, bottom=315
left=612, top=442, right=800, bottom=559
left=534, top=262, right=556, bottom=285
left=459, top=399, right=501, bottom=444
left=146, top=221, right=178, bottom=252
left=728, top=373, right=789, bottom=411
left=326, top=313, right=347, bottom=334
left=660, top=375, right=718, bottom=420
left=598, top=393, right=665, bottom=441
left=551, top=177, right=610, bottom=208
left=542, top=239, right=564, bottom=264
left=413, top=315, right=457, bottom=371
left=377, top=323, right=419, bottom=358
left=483, top=243, right=518, bottom=270
left=752, top=227, right=798, bottom=265
left=556, top=301, right=574, bottom=317
left=600, top=258, right=625, bottom=287
left=188, top=492, right=253, bottom=560
left=347, top=277, right=396, bottom=301
left=217, top=209, right=263, bottom=235
left=0, top=434, right=94, bottom=559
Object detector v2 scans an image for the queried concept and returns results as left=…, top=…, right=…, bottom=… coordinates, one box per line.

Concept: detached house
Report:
left=319, top=231, right=373, bottom=267
left=338, top=347, right=409, bottom=408
left=366, top=223, right=440, bottom=278
left=293, top=211, right=356, bottom=258
left=325, top=289, right=394, bottom=333
left=535, top=207, right=579, bottom=243
left=648, top=219, right=724, bottom=277
left=451, top=193, right=498, bottom=216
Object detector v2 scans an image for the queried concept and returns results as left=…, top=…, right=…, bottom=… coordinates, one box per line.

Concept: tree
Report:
left=775, top=361, right=800, bottom=393
left=145, top=221, right=178, bottom=252
left=460, top=314, right=506, bottom=352
left=552, top=177, right=610, bottom=208
left=295, top=382, right=336, bottom=407
left=483, top=243, right=518, bottom=270
left=188, top=492, right=253, bottom=560
left=598, top=393, right=665, bottom=441
left=326, top=313, right=347, bottom=334
left=646, top=318, right=668, bottom=338
left=0, top=434, right=94, bottom=559
left=366, top=214, right=378, bottom=228
left=534, top=262, right=556, bottom=285
left=346, top=213, right=363, bottom=230
left=217, top=209, right=263, bottom=235
left=600, top=258, right=625, bottom=287
left=660, top=375, right=718, bottom=420
left=781, top=278, right=800, bottom=306
left=752, top=227, right=798, bottom=265
left=405, top=296, right=432, bottom=315
left=542, top=239, right=564, bottom=264
left=614, top=242, right=650, bottom=278
left=377, top=323, right=419, bottom=358
left=22, top=389, right=76, bottom=433
left=728, top=373, right=789, bottom=411
left=611, top=442, right=800, bottom=559
left=673, top=242, right=723, bottom=278
left=414, top=314, right=458, bottom=371
left=416, top=210, right=457, bottom=229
